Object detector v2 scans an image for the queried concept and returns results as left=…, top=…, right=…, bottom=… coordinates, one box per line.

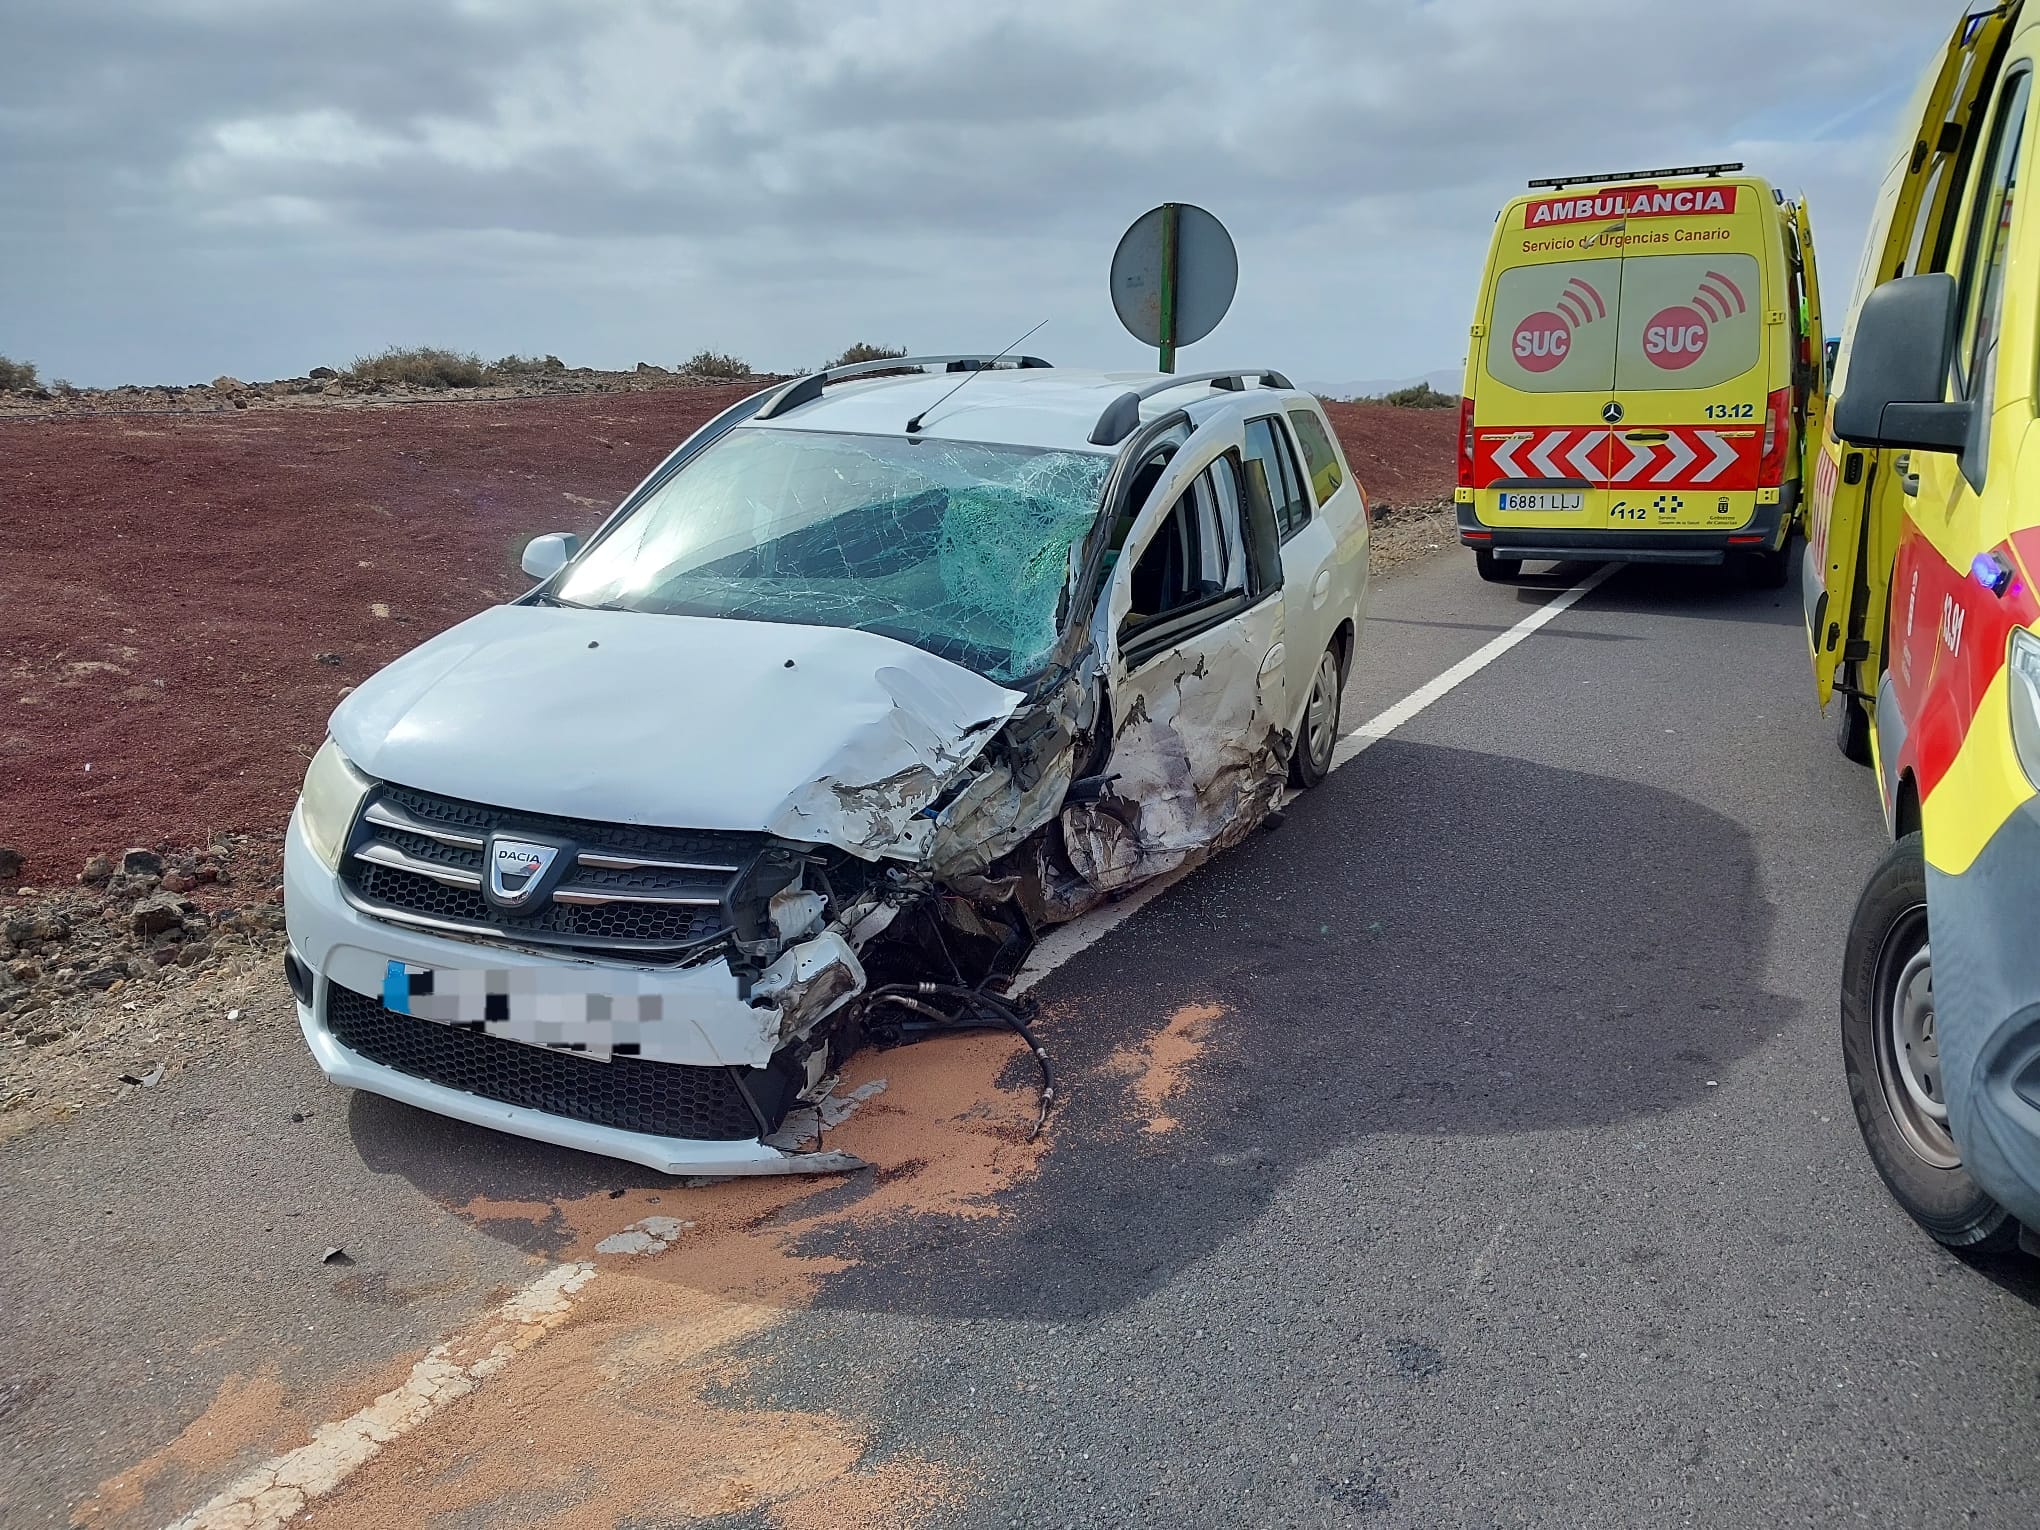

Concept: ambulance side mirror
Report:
left=1833, top=274, right=1971, bottom=455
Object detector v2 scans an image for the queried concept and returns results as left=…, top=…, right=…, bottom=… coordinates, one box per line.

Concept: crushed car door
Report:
left=1810, top=4, right=2012, bottom=706
left=1064, top=435, right=1289, bottom=894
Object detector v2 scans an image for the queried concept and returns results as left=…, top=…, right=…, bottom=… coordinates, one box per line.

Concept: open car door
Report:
left=1809, top=4, right=2013, bottom=707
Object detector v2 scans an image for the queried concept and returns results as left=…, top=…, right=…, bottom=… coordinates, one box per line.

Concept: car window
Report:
left=1286, top=408, right=1346, bottom=506
left=1484, top=258, right=1620, bottom=393
left=1123, top=461, right=1248, bottom=632
left=1954, top=68, right=2030, bottom=423
left=1612, top=253, right=1765, bottom=392
left=1244, top=416, right=1310, bottom=540
left=555, top=426, right=1113, bottom=684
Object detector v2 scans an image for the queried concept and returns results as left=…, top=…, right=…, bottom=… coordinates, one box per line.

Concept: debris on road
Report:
left=593, top=1216, right=692, bottom=1256
left=321, top=1247, right=351, bottom=1266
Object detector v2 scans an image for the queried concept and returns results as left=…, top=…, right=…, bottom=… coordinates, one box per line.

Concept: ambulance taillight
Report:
left=1457, top=396, right=1476, bottom=489
left=1759, top=388, right=1792, bottom=484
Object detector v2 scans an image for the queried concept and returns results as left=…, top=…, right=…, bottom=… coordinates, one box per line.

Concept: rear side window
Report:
left=1613, top=253, right=1765, bottom=392
left=1485, top=259, right=1620, bottom=393
left=1954, top=70, right=2029, bottom=412
left=1285, top=408, right=1346, bottom=505
left=1244, top=416, right=1311, bottom=539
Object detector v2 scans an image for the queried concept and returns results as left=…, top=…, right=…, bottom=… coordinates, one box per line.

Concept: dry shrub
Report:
left=680, top=350, right=751, bottom=379
left=824, top=341, right=909, bottom=369
left=346, top=345, right=489, bottom=389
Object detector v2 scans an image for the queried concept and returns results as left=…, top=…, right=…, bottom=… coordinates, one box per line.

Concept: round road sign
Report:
left=1110, top=203, right=1238, bottom=350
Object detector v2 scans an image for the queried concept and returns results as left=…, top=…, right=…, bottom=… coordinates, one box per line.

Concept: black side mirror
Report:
left=1833, top=274, right=1971, bottom=453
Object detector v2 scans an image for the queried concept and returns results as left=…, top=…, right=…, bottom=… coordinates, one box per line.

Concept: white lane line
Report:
left=160, top=1263, right=596, bottom=1530
left=1330, top=561, right=1619, bottom=770
left=1013, top=562, right=1618, bottom=995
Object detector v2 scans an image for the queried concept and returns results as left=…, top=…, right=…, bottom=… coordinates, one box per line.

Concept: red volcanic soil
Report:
left=1, top=391, right=1452, bottom=883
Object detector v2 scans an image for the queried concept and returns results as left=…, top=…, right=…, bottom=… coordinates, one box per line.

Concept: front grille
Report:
left=354, top=863, right=725, bottom=945
left=339, top=783, right=765, bottom=958
left=382, top=784, right=759, bottom=865
left=325, top=983, right=766, bottom=1141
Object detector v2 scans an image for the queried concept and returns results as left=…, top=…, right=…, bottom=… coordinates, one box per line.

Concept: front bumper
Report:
left=1457, top=497, right=1789, bottom=566
left=283, top=810, right=862, bottom=1177
left=1929, top=798, right=2040, bottom=1230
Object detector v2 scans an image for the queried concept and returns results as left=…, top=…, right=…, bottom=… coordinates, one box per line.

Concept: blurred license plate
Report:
left=1499, top=492, right=1585, bottom=511
left=382, top=960, right=674, bottom=1061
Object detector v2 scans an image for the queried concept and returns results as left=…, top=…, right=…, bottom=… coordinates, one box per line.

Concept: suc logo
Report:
left=1513, top=276, right=1607, bottom=374
left=1643, top=269, right=1748, bottom=371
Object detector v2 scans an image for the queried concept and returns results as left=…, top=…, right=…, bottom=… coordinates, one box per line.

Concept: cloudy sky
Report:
left=3, top=0, right=1963, bottom=390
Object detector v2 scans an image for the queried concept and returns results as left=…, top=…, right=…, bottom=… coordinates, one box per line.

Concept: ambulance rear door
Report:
left=1475, top=244, right=1623, bottom=505
left=1602, top=224, right=1773, bottom=531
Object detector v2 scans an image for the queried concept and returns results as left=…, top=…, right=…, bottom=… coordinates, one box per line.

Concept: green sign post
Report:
left=1110, top=203, right=1237, bottom=376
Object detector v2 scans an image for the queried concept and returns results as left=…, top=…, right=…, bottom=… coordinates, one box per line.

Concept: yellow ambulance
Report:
left=1455, top=165, right=1825, bottom=586
left=1810, top=1, right=2040, bottom=1253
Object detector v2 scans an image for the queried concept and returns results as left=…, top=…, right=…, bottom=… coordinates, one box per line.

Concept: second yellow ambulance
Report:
left=1456, top=165, right=1825, bottom=586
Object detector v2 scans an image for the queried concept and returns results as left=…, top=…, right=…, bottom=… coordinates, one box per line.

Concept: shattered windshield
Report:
left=557, top=427, right=1112, bottom=684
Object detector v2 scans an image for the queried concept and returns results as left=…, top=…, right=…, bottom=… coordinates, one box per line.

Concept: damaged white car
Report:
left=282, top=356, right=1371, bottom=1173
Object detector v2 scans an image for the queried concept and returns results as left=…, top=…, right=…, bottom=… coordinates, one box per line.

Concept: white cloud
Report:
left=0, top=0, right=1971, bottom=383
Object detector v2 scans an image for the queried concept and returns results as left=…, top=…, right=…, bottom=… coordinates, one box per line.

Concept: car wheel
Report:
left=1475, top=549, right=1521, bottom=584
left=1840, top=832, right=2017, bottom=1251
left=1289, top=642, right=1344, bottom=788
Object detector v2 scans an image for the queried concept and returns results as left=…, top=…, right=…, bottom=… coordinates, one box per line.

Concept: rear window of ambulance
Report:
left=1485, top=259, right=1620, bottom=394
left=1485, top=251, right=1765, bottom=394
left=1612, top=252, right=1763, bottom=391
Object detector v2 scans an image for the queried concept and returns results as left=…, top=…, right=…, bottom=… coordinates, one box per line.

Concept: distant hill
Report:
left=1308, top=366, right=1463, bottom=402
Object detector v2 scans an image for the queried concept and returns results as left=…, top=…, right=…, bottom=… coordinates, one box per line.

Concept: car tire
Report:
left=1289, top=641, right=1344, bottom=788
left=1475, top=549, right=1521, bottom=584
left=1840, top=832, right=2017, bottom=1252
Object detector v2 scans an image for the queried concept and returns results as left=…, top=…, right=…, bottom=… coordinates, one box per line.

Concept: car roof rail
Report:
left=1086, top=369, right=1296, bottom=446
left=755, top=353, right=1053, bottom=420
left=1527, top=162, right=1744, bottom=190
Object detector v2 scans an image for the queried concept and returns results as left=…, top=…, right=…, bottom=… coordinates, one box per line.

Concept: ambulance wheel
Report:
left=1744, top=540, right=1792, bottom=590
left=1475, top=549, right=1521, bottom=583
left=1840, top=832, right=2017, bottom=1252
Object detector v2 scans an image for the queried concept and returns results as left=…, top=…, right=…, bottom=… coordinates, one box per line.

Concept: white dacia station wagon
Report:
left=281, top=355, right=1372, bottom=1173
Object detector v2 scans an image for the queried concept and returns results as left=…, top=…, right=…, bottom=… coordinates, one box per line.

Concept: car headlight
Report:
left=297, top=740, right=373, bottom=871
left=2009, top=629, right=2040, bottom=790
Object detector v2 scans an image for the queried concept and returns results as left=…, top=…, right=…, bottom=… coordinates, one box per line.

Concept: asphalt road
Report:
left=9, top=547, right=2040, bottom=1530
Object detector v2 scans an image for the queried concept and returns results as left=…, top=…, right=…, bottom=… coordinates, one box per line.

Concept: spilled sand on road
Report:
left=75, top=1374, right=300, bottom=1528
left=86, top=999, right=1229, bottom=1528
left=294, top=1030, right=1035, bottom=1528
left=1105, top=1000, right=1228, bottom=1134
left=75, top=1349, right=425, bottom=1530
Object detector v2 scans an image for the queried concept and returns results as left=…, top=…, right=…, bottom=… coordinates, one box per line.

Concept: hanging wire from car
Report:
left=904, top=319, right=1049, bottom=436
left=862, top=979, right=1057, bottom=1140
